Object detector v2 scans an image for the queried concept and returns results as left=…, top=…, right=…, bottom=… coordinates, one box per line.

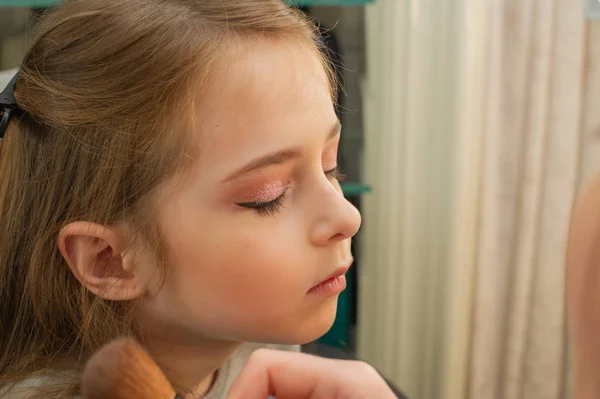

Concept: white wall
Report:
left=0, top=68, right=18, bottom=86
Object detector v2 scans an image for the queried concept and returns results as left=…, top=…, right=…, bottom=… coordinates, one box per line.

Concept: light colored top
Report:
left=1, top=343, right=300, bottom=399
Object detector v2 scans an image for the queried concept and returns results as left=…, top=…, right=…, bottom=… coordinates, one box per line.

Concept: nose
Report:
left=309, top=182, right=362, bottom=246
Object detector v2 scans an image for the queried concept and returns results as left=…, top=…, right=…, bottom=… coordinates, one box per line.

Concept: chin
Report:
left=264, top=296, right=341, bottom=345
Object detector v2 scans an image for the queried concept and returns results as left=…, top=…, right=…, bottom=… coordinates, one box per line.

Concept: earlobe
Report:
left=58, top=221, right=148, bottom=301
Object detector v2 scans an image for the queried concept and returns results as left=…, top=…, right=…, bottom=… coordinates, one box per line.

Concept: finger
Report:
left=226, top=349, right=350, bottom=399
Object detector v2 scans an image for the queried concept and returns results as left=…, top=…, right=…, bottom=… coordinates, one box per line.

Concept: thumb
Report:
left=226, top=349, right=394, bottom=399
left=227, top=349, right=331, bottom=399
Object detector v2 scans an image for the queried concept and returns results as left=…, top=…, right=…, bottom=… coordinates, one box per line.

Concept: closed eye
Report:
left=237, top=190, right=288, bottom=217
left=325, top=166, right=345, bottom=182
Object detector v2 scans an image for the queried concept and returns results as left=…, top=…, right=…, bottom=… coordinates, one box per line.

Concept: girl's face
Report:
left=142, top=40, right=361, bottom=346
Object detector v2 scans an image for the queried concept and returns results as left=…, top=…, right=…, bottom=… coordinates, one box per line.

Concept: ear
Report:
left=58, top=221, right=149, bottom=301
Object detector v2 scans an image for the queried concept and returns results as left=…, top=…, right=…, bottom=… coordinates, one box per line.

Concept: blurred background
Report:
left=2, top=0, right=600, bottom=398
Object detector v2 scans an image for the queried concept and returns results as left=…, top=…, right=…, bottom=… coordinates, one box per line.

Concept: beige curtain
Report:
left=358, top=1, right=600, bottom=399
left=465, top=1, right=588, bottom=398
left=358, top=0, right=459, bottom=397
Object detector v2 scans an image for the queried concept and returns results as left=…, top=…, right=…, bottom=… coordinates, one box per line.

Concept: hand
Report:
left=226, top=349, right=397, bottom=399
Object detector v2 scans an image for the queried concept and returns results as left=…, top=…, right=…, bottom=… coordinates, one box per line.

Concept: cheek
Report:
left=163, top=214, right=312, bottom=309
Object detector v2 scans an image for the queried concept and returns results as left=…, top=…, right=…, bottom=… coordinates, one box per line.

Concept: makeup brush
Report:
left=81, top=338, right=178, bottom=399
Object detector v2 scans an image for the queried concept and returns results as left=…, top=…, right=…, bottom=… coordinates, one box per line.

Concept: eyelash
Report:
left=238, top=167, right=344, bottom=217
left=326, top=166, right=345, bottom=182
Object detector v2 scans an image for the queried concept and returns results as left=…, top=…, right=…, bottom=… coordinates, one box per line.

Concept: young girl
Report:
left=0, top=0, right=361, bottom=397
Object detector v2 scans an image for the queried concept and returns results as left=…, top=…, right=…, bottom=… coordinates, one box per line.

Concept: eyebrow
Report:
left=222, top=120, right=342, bottom=183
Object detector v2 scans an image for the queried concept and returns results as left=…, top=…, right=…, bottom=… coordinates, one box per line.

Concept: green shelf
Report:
left=0, top=0, right=372, bottom=6
left=340, top=182, right=370, bottom=197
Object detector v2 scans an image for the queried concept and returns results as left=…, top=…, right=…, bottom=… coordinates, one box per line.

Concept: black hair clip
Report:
left=0, top=73, right=19, bottom=139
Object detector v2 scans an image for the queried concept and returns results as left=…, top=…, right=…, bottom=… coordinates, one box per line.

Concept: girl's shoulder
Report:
left=3, top=344, right=300, bottom=399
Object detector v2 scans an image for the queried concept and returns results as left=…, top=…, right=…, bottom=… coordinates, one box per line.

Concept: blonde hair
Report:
left=0, top=0, right=335, bottom=396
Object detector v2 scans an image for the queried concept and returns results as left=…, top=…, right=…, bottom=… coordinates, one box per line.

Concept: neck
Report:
left=147, top=336, right=242, bottom=398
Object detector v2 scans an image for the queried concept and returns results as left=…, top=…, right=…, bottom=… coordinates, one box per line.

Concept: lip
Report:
left=307, top=264, right=351, bottom=296
left=321, top=265, right=350, bottom=285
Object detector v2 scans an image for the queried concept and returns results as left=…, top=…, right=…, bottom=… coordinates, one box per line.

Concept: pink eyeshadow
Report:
left=252, top=181, right=285, bottom=203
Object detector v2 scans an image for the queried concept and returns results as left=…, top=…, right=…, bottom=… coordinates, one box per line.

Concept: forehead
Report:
left=191, top=39, right=336, bottom=171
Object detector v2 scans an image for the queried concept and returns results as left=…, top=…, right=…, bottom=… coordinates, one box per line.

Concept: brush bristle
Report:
left=82, top=338, right=176, bottom=399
